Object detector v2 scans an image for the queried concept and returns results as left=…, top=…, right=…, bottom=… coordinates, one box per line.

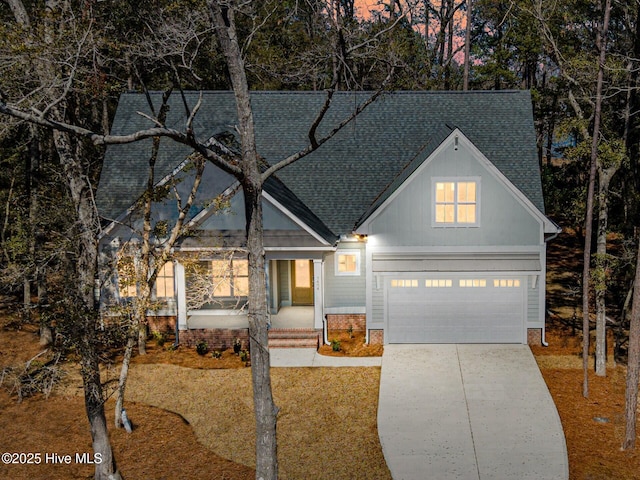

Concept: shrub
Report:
left=153, top=331, right=167, bottom=347
left=195, top=340, right=209, bottom=356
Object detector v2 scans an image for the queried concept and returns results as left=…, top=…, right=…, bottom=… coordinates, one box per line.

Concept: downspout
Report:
left=323, top=315, right=330, bottom=345
left=172, top=258, right=179, bottom=348
left=541, top=325, right=549, bottom=347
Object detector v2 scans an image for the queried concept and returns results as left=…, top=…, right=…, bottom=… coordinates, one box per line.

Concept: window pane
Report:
left=444, top=204, right=455, bottom=223
left=295, top=260, right=311, bottom=287
left=457, top=204, right=476, bottom=223
left=234, top=259, right=248, bottom=277
left=213, top=281, right=231, bottom=297
left=444, top=182, right=455, bottom=202
left=436, top=182, right=455, bottom=203
left=211, top=259, right=231, bottom=297
left=436, top=204, right=455, bottom=223
left=338, top=254, right=357, bottom=273
left=155, top=263, right=174, bottom=298
left=392, top=279, right=418, bottom=288
left=493, top=279, right=521, bottom=288
left=118, top=257, right=137, bottom=297
left=458, top=182, right=476, bottom=203
left=235, top=277, right=249, bottom=296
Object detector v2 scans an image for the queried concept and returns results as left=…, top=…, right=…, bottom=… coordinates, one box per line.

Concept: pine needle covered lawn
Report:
left=0, top=322, right=389, bottom=480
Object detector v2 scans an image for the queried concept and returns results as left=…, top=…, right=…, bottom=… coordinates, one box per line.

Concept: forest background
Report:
left=0, top=0, right=639, bottom=479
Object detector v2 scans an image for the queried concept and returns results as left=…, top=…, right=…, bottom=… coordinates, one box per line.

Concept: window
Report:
left=425, top=279, right=452, bottom=288
left=335, top=251, right=361, bottom=276
left=493, top=279, right=521, bottom=288
left=391, top=279, right=419, bottom=288
left=155, top=262, right=175, bottom=298
left=434, top=179, right=479, bottom=225
left=211, top=258, right=249, bottom=297
left=459, top=279, right=486, bottom=288
left=117, top=256, right=137, bottom=298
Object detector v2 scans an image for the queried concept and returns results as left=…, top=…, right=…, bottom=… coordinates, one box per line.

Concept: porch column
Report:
left=175, top=261, right=187, bottom=331
left=313, top=259, right=323, bottom=329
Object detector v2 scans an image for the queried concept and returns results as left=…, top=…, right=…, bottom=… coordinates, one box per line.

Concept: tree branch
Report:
left=262, top=81, right=390, bottom=180
left=0, top=100, right=243, bottom=177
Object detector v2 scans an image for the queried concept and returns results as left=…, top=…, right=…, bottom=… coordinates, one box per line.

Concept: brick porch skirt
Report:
left=180, top=328, right=250, bottom=350
left=325, top=314, right=366, bottom=332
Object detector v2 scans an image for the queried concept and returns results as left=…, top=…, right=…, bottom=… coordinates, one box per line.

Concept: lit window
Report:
left=211, top=258, right=249, bottom=297
left=459, top=279, right=486, bottom=288
left=117, top=256, right=137, bottom=298
left=155, top=262, right=175, bottom=298
left=335, top=251, right=361, bottom=276
left=391, top=279, right=418, bottom=288
left=434, top=180, right=478, bottom=225
left=425, top=279, right=452, bottom=288
left=493, top=279, right=521, bottom=288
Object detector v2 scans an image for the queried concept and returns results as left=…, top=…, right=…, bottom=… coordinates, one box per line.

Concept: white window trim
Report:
left=432, top=177, right=481, bottom=227
left=335, top=250, right=361, bottom=276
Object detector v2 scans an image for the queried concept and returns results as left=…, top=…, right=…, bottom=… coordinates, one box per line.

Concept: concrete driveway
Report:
left=378, top=344, right=568, bottom=480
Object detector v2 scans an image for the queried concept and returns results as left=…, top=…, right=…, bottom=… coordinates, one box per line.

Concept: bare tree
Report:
left=112, top=89, right=208, bottom=428
left=623, top=229, right=640, bottom=450
left=533, top=0, right=612, bottom=395
left=583, top=0, right=612, bottom=384
left=0, top=2, right=122, bottom=478
left=1, top=2, right=389, bottom=477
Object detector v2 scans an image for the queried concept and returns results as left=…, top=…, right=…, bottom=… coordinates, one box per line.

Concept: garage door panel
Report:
left=387, top=275, right=524, bottom=343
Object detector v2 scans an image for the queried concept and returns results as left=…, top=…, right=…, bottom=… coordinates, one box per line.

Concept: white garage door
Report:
left=386, top=275, right=524, bottom=343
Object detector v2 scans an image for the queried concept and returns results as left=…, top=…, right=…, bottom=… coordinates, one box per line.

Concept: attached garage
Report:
left=385, top=274, right=525, bottom=343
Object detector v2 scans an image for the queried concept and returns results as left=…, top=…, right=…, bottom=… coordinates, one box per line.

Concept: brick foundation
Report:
left=368, top=329, right=384, bottom=345
left=147, top=316, right=176, bottom=334
left=325, top=314, right=366, bottom=332
left=527, top=328, right=542, bottom=346
left=180, top=328, right=249, bottom=350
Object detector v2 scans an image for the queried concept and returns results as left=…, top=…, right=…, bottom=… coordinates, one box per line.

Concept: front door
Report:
left=292, top=260, right=314, bottom=305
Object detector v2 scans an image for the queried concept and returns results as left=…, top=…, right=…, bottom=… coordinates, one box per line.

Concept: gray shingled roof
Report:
left=97, top=90, right=544, bottom=237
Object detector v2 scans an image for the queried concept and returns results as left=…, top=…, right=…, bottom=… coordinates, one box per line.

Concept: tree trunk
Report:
left=623, top=231, right=640, bottom=450
left=209, top=3, right=279, bottom=477
left=595, top=166, right=617, bottom=376
left=245, top=182, right=279, bottom=480
left=463, top=0, right=472, bottom=91
left=5, top=3, right=121, bottom=475
left=38, top=265, right=52, bottom=346
left=53, top=128, right=122, bottom=480
left=581, top=0, right=612, bottom=397
left=115, top=333, right=136, bottom=428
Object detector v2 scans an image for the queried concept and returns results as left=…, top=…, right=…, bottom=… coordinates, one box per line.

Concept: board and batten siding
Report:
left=323, top=243, right=367, bottom=309
left=367, top=141, right=542, bottom=248
left=370, top=279, right=385, bottom=327
left=277, top=260, right=290, bottom=307
left=527, top=275, right=541, bottom=326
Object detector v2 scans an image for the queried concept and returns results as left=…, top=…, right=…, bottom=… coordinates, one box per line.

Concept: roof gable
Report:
left=355, top=129, right=558, bottom=235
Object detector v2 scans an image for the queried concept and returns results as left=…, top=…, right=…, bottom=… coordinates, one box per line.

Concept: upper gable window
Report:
left=433, top=178, right=480, bottom=226
left=335, top=250, right=361, bottom=276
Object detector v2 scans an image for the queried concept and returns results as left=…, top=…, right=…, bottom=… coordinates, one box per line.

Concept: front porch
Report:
left=180, top=306, right=322, bottom=349
left=187, top=305, right=314, bottom=329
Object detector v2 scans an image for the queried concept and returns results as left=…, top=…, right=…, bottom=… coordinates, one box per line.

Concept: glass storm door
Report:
left=292, top=260, right=314, bottom=305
